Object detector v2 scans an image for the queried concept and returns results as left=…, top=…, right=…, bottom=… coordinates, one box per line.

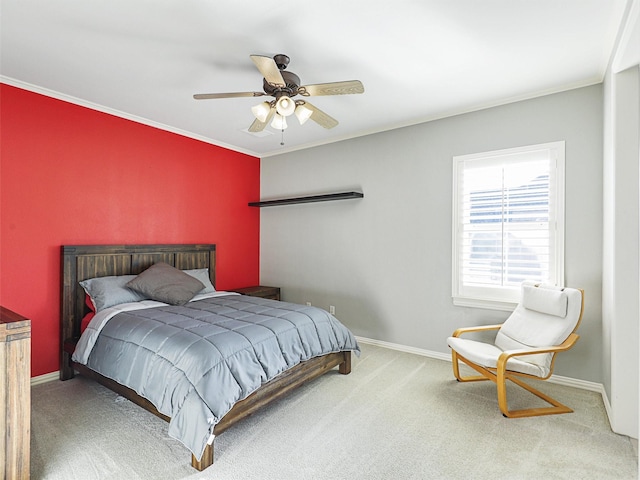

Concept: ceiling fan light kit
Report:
left=275, top=96, right=296, bottom=116
left=251, top=101, right=272, bottom=123
left=294, top=103, right=313, bottom=125
left=194, top=54, right=364, bottom=138
left=270, top=113, right=287, bottom=130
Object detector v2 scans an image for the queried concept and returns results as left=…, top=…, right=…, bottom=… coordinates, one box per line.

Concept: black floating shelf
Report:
left=249, top=191, right=364, bottom=207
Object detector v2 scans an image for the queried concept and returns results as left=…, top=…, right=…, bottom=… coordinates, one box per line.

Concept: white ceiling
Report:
left=0, top=0, right=630, bottom=158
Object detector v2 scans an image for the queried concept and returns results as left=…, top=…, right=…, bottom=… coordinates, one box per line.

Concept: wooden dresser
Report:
left=0, top=306, right=31, bottom=480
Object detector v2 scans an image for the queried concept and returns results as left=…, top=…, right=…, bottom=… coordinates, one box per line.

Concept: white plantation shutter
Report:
left=452, top=142, right=565, bottom=310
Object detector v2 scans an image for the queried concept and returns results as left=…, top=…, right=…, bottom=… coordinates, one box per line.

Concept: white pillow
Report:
left=522, top=284, right=568, bottom=318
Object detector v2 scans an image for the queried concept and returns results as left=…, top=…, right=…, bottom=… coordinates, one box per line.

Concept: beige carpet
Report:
left=31, top=343, right=638, bottom=480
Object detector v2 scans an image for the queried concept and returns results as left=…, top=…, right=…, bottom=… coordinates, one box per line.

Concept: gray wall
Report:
left=260, top=84, right=603, bottom=382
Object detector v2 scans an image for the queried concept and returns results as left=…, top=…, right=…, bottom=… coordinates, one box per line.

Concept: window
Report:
left=452, top=142, right=565, bottom=310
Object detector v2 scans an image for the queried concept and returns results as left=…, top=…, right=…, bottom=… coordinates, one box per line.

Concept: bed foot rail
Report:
left=339, top=350, right=352, bottom=374
left=191, top=443, right=214, bottom=471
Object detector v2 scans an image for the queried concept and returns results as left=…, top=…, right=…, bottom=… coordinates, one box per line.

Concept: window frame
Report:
left=451, top=141, right=565, bottom=311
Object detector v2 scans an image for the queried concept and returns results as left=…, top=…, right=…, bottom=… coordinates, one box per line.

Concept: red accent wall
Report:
left=0, top=84, right=260, bottom=377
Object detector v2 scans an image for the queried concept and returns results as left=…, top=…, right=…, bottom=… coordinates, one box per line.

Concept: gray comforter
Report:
left=79, top=294, right=359, bottom=460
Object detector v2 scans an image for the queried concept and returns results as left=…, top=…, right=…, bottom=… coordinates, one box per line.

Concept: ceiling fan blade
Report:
left=250, top=55, right=286, bottom=87
left=248, top=106, right=276, bottom=133
left=299, top=80, right=364, bottom=96
left=193, top=92, right=265, bottom=100
left=303, top=102, right=339, bottom=129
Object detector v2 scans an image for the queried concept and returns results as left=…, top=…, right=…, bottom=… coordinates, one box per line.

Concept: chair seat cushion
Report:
left=447, top=336, right=548, bottom=377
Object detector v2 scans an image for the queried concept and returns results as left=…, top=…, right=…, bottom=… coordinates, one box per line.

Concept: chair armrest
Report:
left=452, top=324, right=503, bottom=338
left=497, top=333, right=580, bottom=366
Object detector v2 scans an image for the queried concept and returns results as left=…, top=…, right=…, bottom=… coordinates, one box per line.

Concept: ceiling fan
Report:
left=193, top=54, right=364, bottom=133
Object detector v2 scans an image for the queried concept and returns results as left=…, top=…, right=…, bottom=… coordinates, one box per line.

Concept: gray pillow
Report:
left=80, top=275, right=149, bottom=312
left=126, top=262, right=205, bottom=305
left=183, top=268, right=216, bottom=294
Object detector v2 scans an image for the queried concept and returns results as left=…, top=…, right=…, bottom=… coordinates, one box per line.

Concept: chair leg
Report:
left=452, top=351, right=491, bottom=382
left=497, top=371, right=573, bottom=418
left=452, top=351, right=573, bottom=418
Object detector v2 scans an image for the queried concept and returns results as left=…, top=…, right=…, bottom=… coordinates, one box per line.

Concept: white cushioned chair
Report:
left=447, top=282, right=584, bottom=418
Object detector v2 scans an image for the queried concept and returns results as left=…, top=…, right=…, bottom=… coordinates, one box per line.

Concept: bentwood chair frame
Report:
left=448, top=285, right=584, bottom=418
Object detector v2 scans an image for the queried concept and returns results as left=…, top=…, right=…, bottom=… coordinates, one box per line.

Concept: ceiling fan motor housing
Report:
left=263, top=70, right=301, bottom=98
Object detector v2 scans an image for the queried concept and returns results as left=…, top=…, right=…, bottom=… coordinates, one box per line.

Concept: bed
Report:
left=60, top=244, right=358, bottom=471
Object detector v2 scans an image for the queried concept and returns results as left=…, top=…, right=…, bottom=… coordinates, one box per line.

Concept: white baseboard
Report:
left=356, top=336, right=452, bottom=362
left=31, top=371, right=59, bottom=386
left=355, top=335, right=615, bottom=428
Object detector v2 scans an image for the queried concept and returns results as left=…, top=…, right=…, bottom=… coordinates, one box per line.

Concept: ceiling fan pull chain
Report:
left=280, top=127, right=285, bottom=146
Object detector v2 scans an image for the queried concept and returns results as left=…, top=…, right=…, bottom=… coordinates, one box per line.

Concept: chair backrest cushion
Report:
left=521, top=284, right=568, bottom=317
left=494, top=283, right=583, bottom=377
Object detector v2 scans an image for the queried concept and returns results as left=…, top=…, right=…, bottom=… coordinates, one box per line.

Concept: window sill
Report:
left=452, top=296, right=517, bottom=312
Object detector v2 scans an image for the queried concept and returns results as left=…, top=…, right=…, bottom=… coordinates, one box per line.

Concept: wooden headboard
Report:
left=60, top=244, right=216, bottom=378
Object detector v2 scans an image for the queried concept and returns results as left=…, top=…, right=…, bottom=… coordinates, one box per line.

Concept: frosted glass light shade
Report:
left=251, top=102, right=271, bottom=122
left=294, top=104, right=313, bottom=125
left=271, top=113, right=288, bottom=130
left=275, top=96, right=296, bottom=116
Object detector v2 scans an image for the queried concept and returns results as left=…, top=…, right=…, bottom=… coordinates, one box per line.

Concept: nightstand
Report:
left=231, top=285, right=281, bottom=301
